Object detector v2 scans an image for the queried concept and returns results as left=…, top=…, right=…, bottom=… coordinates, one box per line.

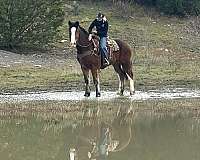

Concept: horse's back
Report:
left=114, top=39, right=133, bottom=61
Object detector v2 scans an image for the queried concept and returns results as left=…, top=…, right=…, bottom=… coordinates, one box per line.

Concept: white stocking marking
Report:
left=118, top=75, right=122, bottom=92
left=97, top=77, right=100, bottom=92
left=126, top=73, right=135, bottom=93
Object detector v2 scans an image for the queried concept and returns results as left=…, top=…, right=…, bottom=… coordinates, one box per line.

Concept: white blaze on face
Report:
left=70, top=27, right=77, bottom=45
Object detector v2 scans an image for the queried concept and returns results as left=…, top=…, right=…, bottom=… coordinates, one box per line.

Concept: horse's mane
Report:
left=79, top=26, right=89, bottom=36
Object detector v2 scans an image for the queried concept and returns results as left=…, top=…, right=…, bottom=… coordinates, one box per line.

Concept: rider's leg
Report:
left=100, top=37, right=109, bottom=65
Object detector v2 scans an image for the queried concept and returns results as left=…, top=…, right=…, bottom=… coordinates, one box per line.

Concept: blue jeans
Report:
left=99, top=37, right=108, bottom=59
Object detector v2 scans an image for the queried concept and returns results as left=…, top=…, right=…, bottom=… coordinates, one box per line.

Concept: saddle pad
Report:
left=107, top=39, right=120, bottom=51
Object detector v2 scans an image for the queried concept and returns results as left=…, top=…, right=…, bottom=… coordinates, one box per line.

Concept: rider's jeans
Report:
left=99, top=37, right=108, bottom=60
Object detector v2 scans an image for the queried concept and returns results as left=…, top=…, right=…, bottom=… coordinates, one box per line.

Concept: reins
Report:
left=76, top=27, right=93, bottom=48
left=76, top=41, right=93, bottom=48
left=76, top=27, right=99, bottom=60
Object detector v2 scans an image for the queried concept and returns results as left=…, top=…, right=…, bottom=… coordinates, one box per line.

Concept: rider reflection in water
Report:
left=87, top=123, right=110, bottom=160
left=88, top=13, right=109, bottom=67
left=99, top=126, right=110, bottom=160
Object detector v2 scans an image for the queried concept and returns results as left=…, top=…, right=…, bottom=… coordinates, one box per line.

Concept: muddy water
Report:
left=0, top=99, right=200, bottom=160
left=0, top=88, right=200, bottom=102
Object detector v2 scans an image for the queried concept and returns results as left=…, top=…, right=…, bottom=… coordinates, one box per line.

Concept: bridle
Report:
left=76, top=40, right=93, bottom=48
left=70, top=25, right=99, bottom=60
left=75, top=27, right=93, bottom=49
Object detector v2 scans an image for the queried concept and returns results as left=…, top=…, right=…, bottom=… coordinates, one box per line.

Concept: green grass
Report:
left=0, top=65, right=83, bottom=93
left=0, top=99, right=199, bottom=123
left=0, top=1, right=199, bottom=93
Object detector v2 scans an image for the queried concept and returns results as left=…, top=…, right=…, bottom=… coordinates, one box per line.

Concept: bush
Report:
left=111, top=0, right=200, bottom=16
left=156, top=0, right=200, bottom=15
left=134, top=0, right=156, bottom=6
left=0, top=0, right=65, bottom=49
left=136, top=0, right=200, bottom=15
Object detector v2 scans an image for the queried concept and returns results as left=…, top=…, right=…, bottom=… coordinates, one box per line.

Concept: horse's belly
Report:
left=78, top=56, right=100, bottom=69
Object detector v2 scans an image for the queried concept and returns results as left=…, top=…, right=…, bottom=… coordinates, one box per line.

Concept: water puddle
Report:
left=0, top=100, right=200, bottom=160
left=0, top=88, right=200, bottom=102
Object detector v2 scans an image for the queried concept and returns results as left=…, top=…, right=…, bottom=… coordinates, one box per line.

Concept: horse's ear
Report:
left=68, top=21, right=72, bottom=26
left=75, top=21, right=79, bottom=27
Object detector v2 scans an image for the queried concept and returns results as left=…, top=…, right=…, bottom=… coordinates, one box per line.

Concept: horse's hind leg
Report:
left=91, top=69, right=101, bottom=97
left=122, top=63, right=135, bottom=95
left=81, top=67, right=90, bottom=97
left=113, top=64, right=125, bottom=96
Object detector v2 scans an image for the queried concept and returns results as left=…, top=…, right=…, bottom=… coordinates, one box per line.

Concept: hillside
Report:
left=0, top=1, right=199, bottom=93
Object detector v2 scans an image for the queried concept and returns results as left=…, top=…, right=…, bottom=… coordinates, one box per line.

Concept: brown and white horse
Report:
left=68, top=21, right=135, bottom=97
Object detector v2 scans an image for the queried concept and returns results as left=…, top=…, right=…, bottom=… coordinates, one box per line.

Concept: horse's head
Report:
left=68, top=21, right=80, bottom=47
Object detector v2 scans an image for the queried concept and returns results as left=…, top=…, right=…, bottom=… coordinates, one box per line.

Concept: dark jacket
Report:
left=88, top=19, right=108, bottom=37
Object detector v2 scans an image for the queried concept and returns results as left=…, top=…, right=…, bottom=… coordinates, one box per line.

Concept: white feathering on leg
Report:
left=126, top=73, right=135, bottom=94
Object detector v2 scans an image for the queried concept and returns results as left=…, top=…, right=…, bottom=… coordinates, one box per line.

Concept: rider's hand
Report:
left=103, top=16, right=107, bottom=22
left=88, top=34, right=92, bottom=41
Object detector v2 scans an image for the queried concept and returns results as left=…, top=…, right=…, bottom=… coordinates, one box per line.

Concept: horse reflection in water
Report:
left=69, top=106, right=134, bottom=160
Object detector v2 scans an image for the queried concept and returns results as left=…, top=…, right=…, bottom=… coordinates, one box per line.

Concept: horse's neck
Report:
left=78, top=29, right=89, bottom=45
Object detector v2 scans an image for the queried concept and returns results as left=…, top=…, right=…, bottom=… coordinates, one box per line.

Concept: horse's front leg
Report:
left=81, top=67, right=90, bottom=97
left=91, top=69, right=101, bottom=97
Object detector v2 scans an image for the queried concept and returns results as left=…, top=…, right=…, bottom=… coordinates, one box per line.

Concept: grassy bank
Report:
left=0, top=1, right=199, bottom=93
left=0, top=99, right=199, bottom=123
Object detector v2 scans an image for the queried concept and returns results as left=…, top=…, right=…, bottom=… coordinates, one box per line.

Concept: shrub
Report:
left=0, top=0, right=65, bottom=49
left=139, top=0, right=200, bottom=15
left=111, top=0, right=200, bottom=16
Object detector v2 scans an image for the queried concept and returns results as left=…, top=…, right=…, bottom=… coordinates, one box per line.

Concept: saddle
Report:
left=91, top=34, right=120, bottom=62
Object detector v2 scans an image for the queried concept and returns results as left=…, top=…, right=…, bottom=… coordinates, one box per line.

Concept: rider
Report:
left=88, top=13, right=109, bottom=66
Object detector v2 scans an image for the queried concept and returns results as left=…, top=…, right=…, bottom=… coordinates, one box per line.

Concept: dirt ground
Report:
left=0, top=48, right=77, bottom=68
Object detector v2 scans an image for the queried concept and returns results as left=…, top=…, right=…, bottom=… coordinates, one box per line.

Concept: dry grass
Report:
left=0, top=1, right=199, bottom=93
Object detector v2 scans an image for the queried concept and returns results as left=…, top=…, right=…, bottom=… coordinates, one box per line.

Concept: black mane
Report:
left=79, top=26, right=89, bottom=36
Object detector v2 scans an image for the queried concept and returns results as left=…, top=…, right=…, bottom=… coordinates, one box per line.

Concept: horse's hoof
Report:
left=96, top=92, right=101, bottom=97
left=117, top=91, right=124, bottom=96
left=84, top=92, right=90, bottom=97
left=130, top=91, right=135, bottom=96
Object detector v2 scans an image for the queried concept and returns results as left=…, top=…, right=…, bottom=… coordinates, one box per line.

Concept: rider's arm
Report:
left=100, top=20, right=108, bottom=37
left=104, top=20, right=108, bottom=34
left=88, top=19, right=97, bottom=34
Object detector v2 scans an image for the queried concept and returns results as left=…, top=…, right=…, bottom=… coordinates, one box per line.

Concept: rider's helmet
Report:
left=97, top=12, right=104, bottom=21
